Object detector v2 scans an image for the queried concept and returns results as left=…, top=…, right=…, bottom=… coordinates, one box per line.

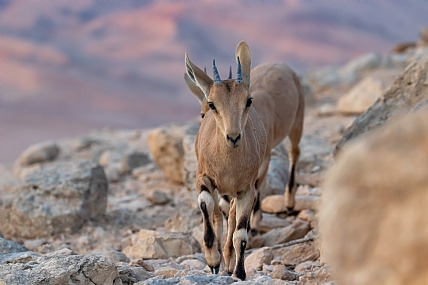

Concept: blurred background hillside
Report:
left=2, top=1, right=428, bottom=163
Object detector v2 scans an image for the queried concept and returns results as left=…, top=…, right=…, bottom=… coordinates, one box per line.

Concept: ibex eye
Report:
left=201, top=113, right=205, bottom=119
left=208, top=102, right=216, bottom=110
left=246, top=98, right=253, bottom=108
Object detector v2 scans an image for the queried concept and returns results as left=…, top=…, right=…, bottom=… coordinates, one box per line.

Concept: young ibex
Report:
left=185, top=42, right=304, bottom=226
left=184, top=41, right=304, bottom=280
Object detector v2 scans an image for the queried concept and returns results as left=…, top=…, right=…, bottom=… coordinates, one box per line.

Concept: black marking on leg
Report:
left=235, top=240, right=247, bottom=280
left=221, top=209, right=229, bottom=219
left=200, top=185, right=209, bottom=193
left=237, top=215, right=249, bottom=231
left=253, top=191, right=260, bottom=214
left=222, top=195, right=230, bottom=203
left=287, top=164, right=296, bottom=194
left=200, top=201, right=215, bottom=249
left=255, top=179, right=259, bottom=189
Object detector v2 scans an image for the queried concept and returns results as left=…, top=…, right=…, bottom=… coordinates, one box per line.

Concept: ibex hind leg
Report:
left=285, top=92, right=304, bottom=212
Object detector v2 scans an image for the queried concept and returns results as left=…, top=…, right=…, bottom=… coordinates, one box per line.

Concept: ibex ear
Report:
left=184, top=73, right=206, bottom=104
left=185, top=53, right=213, bottom=99
left=235, top=41, right=251, bottom=87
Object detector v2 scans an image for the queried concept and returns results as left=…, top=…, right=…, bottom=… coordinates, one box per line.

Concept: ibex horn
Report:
left=236, top=57, right=243, bottom=83
left=228, top=66, right=232, bottom=80
left=213, top=59, right=222, bottom=84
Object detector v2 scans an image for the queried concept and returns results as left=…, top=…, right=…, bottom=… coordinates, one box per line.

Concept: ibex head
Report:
left=185, top=41, right=252, bottom=148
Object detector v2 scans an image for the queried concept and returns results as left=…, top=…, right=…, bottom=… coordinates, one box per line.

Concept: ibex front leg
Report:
left=232, top=187, right=256, bottom=280
left=197, top=175, right=223, bottom=274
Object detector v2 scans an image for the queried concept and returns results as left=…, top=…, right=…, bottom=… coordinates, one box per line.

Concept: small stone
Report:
left=146, top=190, right=170, bottom=205
left=297, top=210, right=316, bottom=224
left=245, top=247, right=273, bottom=277
left=261, top=195, right=287, bottom=214
left=99, top=250, right=130, bottom=263
left=262, top=220, right=310, bottom=247
left=276, top=241, right=320, bottom=266
left=17, top=141, right=60, bottom=167
left=129, top=266, right=152, bottom=281
left=295, top=261, right=319, bottom=273
left=154, top=267, right=180, bottom=278
left=123, top=230, right=198, bottom=259
left=298, top=265, right=334, bottom=284
left=23, top=238, right=46, bottom=251
left=130, top=259, right=155, bottom=271
left=180, top=259, right=206, bottom=270
left=38, top=243, right=55, bottom=254
left=122, top=152, right=151, bottom=173
left=270, top=264, right=298, bottom=281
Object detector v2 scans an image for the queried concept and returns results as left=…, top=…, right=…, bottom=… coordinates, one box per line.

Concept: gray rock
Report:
left=178, top=275, right=236, bottom=284
left=1, top=159, right=108, bottom=239
left=23, top=238, right=47, bottom=251
left=0, top=238, right=29, bottom=254
left=263, top=143, right=290, bottom=197
left=122, top=152, right=151, bottom=172
left=0, top=251, right=121, bottom=285
left=16, top=141, right=60, bottom=167
left=96, top=250, right=130, bottom=263
left=336, top=53, right=428, bottom=153
left=118, top=265, right=151, bottom=284
left=0, top=251, right=40, bottom=264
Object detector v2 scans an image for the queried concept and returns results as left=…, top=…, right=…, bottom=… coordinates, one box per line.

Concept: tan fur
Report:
left=186, top=42, right=305, bottom=214
left=185, top=42, right=268, bottom=280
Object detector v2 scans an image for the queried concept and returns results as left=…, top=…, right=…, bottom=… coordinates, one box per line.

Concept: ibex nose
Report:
left=226, top=134, right=241, bottom=147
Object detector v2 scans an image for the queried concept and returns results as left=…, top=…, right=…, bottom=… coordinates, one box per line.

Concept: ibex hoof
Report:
left=209, top=265, right=220, bottom=274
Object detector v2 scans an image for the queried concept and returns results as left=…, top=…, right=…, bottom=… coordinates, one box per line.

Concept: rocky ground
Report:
left=1, top=36, right=428, bottom=284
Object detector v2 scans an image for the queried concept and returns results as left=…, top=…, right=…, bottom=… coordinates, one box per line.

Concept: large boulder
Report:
left=320, top=110, right=428, bottom=285
left=1, top=159, right=108, bottom=239
left=147, top=121, right=199, bottom=184
left=337, top=71, right=397, bottom=115
left=336, top=53, right=428, bottom=153
left=0, top=248, right=122, bottom=285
